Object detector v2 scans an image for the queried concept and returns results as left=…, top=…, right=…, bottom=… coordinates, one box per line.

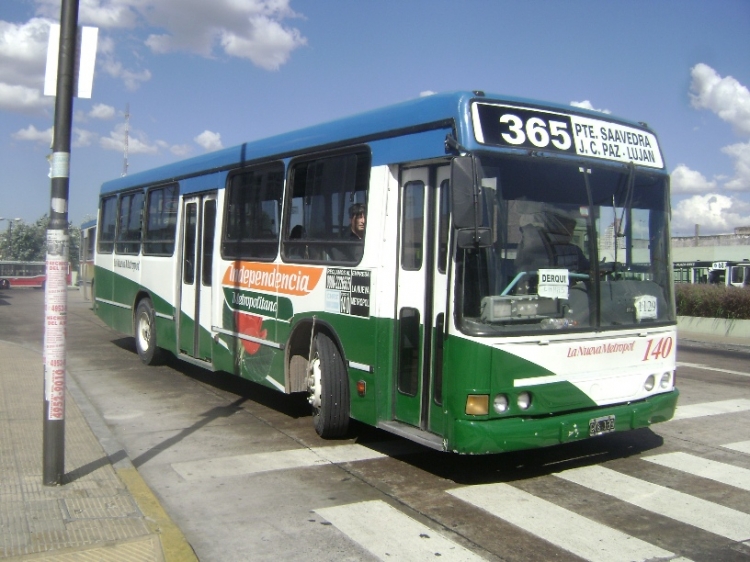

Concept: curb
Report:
left=65, top=369, right=199, bottom=562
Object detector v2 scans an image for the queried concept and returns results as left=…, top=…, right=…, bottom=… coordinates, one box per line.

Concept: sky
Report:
left=1, top=0, right=749, bottom=236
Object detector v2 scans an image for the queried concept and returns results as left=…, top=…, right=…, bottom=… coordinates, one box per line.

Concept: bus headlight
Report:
left=466, top=395, right=489, bottom=416
left=517, top=392, right=532, bottom=410
left=644, top=374, right=656, bottom=392
left=493, top=394, right=509, bottom=414
left=660, top=372, right=672, bottom=389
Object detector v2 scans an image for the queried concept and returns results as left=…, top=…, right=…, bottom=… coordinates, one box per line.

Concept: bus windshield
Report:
left=457, top=156, right=673, bottom=334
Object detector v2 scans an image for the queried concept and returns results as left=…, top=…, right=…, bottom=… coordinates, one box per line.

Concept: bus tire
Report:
left=308, top=332, right=350, bottom=438
left=135, top=298, right=164, bottom=365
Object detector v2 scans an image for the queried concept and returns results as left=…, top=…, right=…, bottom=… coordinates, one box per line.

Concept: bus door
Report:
left=394, top=166, right=450, bottom=432
left=179, top=193, right=217, bottom=362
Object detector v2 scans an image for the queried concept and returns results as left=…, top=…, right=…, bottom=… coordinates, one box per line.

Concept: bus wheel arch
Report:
left=133, top=294, right=164, bottom=365
left=309, top=330, right=350, bottom=438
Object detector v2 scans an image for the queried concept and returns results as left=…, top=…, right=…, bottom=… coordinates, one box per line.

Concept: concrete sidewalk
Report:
left=0, top=340, right=197, bottom=561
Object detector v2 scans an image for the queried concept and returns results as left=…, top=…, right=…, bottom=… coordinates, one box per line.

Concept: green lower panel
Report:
left=446, top=389, right=679, bottom=454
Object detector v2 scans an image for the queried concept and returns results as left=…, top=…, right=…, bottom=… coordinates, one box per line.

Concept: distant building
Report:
left=672, top=226, right=750, bottom=262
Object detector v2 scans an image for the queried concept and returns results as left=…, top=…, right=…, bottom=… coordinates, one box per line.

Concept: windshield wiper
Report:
left=613, top=162, right=636, bottom=270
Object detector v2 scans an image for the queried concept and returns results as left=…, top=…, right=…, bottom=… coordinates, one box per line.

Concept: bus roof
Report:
left=101, top=90, right=661, bottom=194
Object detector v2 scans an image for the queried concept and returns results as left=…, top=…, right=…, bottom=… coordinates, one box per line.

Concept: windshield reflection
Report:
left=456, top=156, right=673, bottom=335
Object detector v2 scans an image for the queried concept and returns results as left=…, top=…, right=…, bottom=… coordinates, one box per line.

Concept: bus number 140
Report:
left=642, top=336, right=673, bottom=361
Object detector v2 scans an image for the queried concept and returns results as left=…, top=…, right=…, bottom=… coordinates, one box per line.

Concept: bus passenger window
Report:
left=144, top=184, right=178, bottom=255
left=222, top=162, right=284, bottom=261
left=282, top=149, right=370, bottom=264
left=115, top=191, right=144, bottom=255
left=98, top=195, right=117, bottom=254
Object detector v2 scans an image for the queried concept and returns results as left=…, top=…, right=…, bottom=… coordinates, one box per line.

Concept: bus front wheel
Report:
left=135, top=299, right=164, bottom=365
left=307, top=332, right=350, bottom=438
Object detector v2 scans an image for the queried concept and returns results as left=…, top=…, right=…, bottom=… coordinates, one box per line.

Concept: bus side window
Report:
left=222, top=162, right=284, bottom=261
left=98, top=195, right=117, bottom=254
left=144, top=184, right=179, bottom=256
left=283, top=149, right=370, bottom=264
left=115, top=191, right=144, bottom=255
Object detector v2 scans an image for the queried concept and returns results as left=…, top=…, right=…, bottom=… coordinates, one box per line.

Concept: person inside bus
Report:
left=331, top=203, right=366, bottom=262
left=514, top=208, right=588, bottom=293
left=287, top=225, right=306, bottom=259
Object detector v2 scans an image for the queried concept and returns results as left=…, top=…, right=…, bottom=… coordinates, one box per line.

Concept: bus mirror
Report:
left=451, top=156, right=483, bottom=229
left=456, top=227, right=492, bottom=248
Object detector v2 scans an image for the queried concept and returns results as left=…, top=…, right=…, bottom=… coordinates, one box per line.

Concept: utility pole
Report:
left=43, top=0, right=79, bottom=486
left=122, top=103, right=130, bottom=176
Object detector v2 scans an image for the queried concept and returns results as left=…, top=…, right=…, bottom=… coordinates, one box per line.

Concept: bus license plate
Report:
left=589, top=415, right=615, bottom=437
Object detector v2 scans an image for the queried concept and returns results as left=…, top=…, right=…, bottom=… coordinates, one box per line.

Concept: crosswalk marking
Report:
left=314, top=500, right=484, bottom=561
left=672, top=398, right=750, bottom=420
left=171, top=441, right=419, bottom=480
left=555, top=465, right=750, bottom=541
left=447, top=483, right=675, bottom=562
left=643, top=451, right=750, bottom=492
left=676, top=362, right=750, bottom=378
left=724, top=440, right=750, bottom=455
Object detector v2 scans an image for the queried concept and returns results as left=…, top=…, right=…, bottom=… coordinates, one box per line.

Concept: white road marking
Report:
left=723, top=440, right=750, bottom=455
left=555, top=465, right=750, bottom=541
left=315, top=500, right=484, bottom=561
left=171, top=442, right=420, bottom=480
left=677, top=362, right=750, bottom=378
left=447, top=483, right=675, bottom=562
left=643, top=451, right=750, bottom=492
left=672, top=398, right=750, bottom=421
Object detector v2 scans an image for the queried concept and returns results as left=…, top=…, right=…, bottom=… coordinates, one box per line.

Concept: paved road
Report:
left=2, top=288, right=750, bottom=561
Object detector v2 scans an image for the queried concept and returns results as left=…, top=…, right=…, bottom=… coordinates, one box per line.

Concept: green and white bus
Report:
left=95, top=91, right=678, bottom=454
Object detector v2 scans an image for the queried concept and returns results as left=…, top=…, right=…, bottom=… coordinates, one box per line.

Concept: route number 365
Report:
left=499, top=114, right=572, bottom=150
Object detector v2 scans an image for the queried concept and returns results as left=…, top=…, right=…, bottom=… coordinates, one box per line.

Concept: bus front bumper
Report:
left=447, top=389, right=679, bottom=455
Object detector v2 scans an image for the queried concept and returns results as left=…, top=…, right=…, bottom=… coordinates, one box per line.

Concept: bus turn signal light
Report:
left=466, top=395, right=489, bottom=416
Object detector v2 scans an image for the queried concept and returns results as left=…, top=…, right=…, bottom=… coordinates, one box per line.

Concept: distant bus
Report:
left=707, top=261, right=750, bottom=288
left=0, top=261, right=47, bottom=289
left=79, top=219, right=97, bottom=299
left=673, top=261, right=713, bottom=284
left=94, top=91, right=678, bottom=454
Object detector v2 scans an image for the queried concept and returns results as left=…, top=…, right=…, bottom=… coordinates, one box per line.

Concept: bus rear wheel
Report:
left=135, top=298, right=164, bottom=365
left=307, top=332, right=349, bottom=438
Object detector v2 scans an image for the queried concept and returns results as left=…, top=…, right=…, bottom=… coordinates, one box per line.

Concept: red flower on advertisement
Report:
left=234, top=312, right=267, bottom=355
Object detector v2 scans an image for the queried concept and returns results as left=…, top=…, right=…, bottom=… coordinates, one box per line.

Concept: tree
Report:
left=0, top=215, right=80, bottom=272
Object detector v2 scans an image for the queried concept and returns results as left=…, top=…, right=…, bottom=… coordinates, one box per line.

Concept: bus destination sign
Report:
left=471, top=102, right=664, bottom=169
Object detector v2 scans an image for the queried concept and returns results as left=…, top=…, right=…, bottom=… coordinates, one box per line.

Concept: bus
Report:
left=673, top=260, right=713, bottom=284
left=94, top=91, right=678, bottom=454
left=707, top=261, right=750, bottom=288
left=79, top=219, right=97, bottom=300
left=0, top=261, right=47, bottom=289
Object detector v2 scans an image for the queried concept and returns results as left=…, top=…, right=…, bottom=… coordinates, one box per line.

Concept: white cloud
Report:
left=89, top=103, right=116, bottom=120
left=0, top=18, right=54, bottom=113
left=0, top=82, right=52, bottom=113
left=140, top=0, right=306, bottom=70
left=99, top=57, right=152, bottom=91
left=100, top=122, right=159, bottom=154
left=420, top=91, right=436, bottom=97
left=34, top=0, right=140, bottom=29
left=170, top=144, right=192, bottom=157
left=194, top=130, right=223, bottom=151
left=571, top=100, right=611, bottom=114
left=73, top=127, right=97, bottom=147
left=100, top=122, right=186, bottom=155
left=670, top=164, right=718, bottom=194
left=721, top=140, right=750, bottom=192
left=12, top=124, right=52, bottom=144
left=0, top=18, right=50, bottom=88
left=690, top=63, right=750, bottom=136
left=672, top=193, right=750, bottom=235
